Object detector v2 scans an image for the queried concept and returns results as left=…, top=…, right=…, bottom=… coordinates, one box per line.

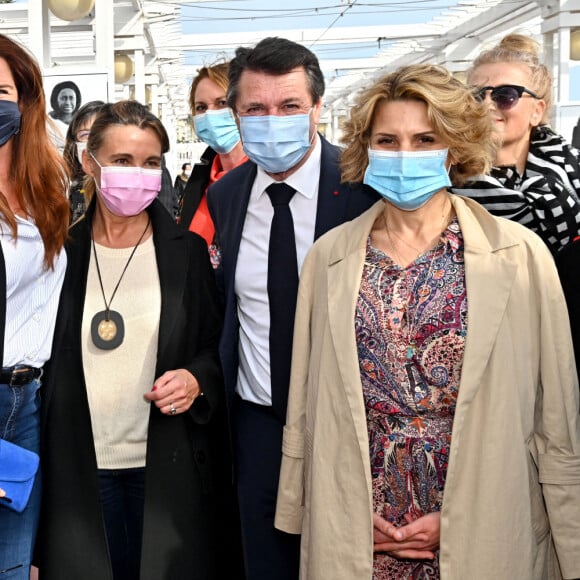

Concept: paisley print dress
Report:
left=355, top=219, right=467, bottom=579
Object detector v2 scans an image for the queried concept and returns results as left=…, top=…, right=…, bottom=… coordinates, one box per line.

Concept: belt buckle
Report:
left=9, top=367, right=31, bottom=387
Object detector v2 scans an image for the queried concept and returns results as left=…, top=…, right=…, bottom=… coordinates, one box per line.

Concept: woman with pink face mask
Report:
left=36, top=101, right=224, bottom=580
left=459, top=34, right=580, bottom=255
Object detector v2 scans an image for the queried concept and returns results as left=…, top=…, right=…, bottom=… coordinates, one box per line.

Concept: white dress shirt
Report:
left=235, top=136, right=322, bottom=405
left=1, top=215, right=67, bottom=368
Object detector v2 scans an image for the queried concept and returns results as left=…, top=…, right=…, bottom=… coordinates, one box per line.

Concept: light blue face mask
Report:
left=193, top=108, right=240, bottom=154
left=363, top=148, right=451, bottom=211
left=238, top=112, right=312, bottom=174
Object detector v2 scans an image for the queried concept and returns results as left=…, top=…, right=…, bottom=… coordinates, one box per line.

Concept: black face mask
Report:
left=0, top=100, right=21, bottom=147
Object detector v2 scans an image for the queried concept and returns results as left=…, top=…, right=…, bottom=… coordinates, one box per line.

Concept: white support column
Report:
left=542, top=0, right=580, bottom=99
left=541, top=0, right=580, bottom=138
left=149, top=84, right=159, bottom=117
left=95, top=0, right=115, bottom=102
left=556, top=28, right=571, bottom=103
left=28, top=0, right=51, bottom=69
left=133, top=49, right=146, bottom=105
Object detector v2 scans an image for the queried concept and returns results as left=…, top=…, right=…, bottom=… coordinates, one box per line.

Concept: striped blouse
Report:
left=0, top=215, right=66, bottom=367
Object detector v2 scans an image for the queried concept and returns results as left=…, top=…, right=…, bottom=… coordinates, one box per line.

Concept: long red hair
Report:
left=0, top=34, right=69, bottom=268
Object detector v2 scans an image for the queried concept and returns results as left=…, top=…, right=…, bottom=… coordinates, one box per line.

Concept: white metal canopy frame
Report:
left=0, top=0, right=578, bottom=153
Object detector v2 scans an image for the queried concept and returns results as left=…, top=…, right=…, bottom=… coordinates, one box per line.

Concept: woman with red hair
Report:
left=0, top=33, right=69, bottom=579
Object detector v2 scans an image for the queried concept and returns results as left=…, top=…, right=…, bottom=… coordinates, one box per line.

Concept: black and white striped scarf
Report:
left=455, top=126, right=580, bottom=255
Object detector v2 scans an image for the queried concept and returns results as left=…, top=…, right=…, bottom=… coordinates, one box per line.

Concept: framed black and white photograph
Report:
left=43, top=71, right=109, bottom=149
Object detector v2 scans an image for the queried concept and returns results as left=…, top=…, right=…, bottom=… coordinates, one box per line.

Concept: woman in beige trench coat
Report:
left=275, top=64, right=580, bottom=580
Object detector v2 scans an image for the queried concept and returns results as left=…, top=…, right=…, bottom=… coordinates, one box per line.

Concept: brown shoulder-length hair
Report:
left=84, top=100, right=170, bottom=203
left=0, top=34, right=69, bottom=268
left=340, top=64, right=496, bottom=186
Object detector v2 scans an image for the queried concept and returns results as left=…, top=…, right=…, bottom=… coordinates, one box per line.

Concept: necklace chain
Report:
left=383, top=197, right=451, bottom=265
left=91, top=216, right=151, bottom=318
left=383, top=202, right=452, bottom=361
left=387, top=226, right=423, bottom=256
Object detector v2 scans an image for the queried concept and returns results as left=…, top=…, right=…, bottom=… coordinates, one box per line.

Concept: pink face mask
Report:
left=91, top=154, right=162, bottom=217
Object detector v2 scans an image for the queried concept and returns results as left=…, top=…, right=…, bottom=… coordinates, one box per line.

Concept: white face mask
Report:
left=76, top=141, right=87, bottom=164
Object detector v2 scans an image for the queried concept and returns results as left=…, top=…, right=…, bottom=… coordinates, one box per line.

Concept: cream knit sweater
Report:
left=82, top=237, right=160, bottom=469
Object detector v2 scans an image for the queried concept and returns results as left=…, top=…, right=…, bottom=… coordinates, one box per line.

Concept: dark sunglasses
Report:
left=474, top=84, right=540, bottom=110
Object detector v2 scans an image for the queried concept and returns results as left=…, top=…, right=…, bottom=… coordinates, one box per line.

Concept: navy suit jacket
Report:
left=207, top=135, right=379, bottom=413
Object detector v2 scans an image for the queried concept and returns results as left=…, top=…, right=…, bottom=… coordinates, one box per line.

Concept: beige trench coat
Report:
left=275, top=196, right=580, bottom=580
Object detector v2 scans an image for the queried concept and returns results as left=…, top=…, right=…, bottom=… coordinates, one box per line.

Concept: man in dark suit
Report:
left=207, top=37, right=378, bottom=580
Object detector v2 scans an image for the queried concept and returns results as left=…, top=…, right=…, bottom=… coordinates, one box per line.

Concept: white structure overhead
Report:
left=0, top=0, right=578, bottom=155
left=169, top=0, right=577, bottom=116
left=322, top=0, right=545, bottom=107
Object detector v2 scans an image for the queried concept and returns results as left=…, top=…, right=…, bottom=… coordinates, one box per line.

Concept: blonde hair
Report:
left=341, top=64, right=495, bottom=186
left=467, top=33, right=551, bottom=123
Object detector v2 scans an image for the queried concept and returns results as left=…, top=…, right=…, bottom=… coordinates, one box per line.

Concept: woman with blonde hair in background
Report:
left=0, top=33, right=69, bottom=579
left=275, top=63, right=580, bottom=579
left=459, top=33, right=580, bottom=255
left=177, top=61, right=247, bottom=264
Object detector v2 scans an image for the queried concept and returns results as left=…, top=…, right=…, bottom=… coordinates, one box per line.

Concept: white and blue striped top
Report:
left=0, top=215, right=66, bottom=368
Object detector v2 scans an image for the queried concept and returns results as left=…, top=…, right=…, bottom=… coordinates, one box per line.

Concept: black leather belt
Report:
left=0, top=365, right=42, bottom=387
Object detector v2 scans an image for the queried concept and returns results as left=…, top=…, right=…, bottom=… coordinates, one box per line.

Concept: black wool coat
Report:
left=178, top=146, right=217, bottom=230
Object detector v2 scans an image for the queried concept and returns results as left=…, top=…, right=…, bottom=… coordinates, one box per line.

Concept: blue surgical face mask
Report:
left=193, top=108, right=240, bottom=154
left=363, top=148, right=451, bottom=211
left=238, top=112, right=313, bottom=174
left=0, top=100, right=21, bottom=147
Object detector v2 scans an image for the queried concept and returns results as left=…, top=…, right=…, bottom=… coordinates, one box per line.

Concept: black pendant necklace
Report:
left=90, top=216, right=151, bottom=350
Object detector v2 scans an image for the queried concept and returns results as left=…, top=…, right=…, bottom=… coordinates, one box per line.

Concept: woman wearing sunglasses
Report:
left=460, top=33, right=580, bottom=255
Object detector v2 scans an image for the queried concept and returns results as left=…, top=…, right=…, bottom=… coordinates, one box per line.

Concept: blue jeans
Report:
left=98, top=467, right=146, bottom=580
left=0, top=379, right=41, bottom=580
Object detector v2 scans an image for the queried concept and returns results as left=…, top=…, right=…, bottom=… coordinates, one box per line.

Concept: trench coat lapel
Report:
left=326, top=202, right=384, bottom=495
left=451, top=196, right=520, bottom=411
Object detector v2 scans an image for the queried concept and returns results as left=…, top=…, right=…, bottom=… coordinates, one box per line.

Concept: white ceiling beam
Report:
left=177, top=24, right=442, bottom=51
